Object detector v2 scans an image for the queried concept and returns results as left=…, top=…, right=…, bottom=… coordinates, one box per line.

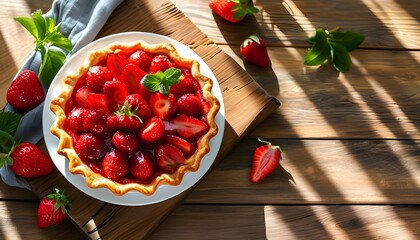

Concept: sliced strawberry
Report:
left=138, top=117, right=165, bottom=144
left=164, top=135, right=196, bottom=156
left=177, top=93, right=202, bottom=117
left=250, top=139, right=282, bottom=183
left=149, top=55, right=172, bottom=73
left=128, top=49, right=152, bottom=72
left=171, top=114, right=209, bottom=141
left=125, top=94, right=152, bottom=121
left=106, top=53, right=125, bottom=80
left=130, top=150, right=156, bottom=181
left=170, top=68, right=195, bottom=98
left=102, top=149, right=129, bottom=181
left=112, top=130, right=140, bottom=154
left=120, top=63, right=147, bottom=94
left=163, top=120, right=177, bottom=135
left=86, top=66, right=112, bottom=93
left=75, top=87, right=108, bottom=112
left=155, top=144, right=186, bottom=171
left=103, top=80, right=130, bottom=113
left=138, top=82, right=153, bottom=101
left=149, top=92, right=177, bottom=119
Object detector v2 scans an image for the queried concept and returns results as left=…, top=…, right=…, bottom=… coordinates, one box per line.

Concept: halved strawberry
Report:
left=75, top=86, right=108, bottom=112
left=138, top=117, right=165, bottom=144
left=250, top=139, right=282, bottom=183
left=177, top=93, right=202, bottom=117
left=149, top=92, right=177, bottom=119
left=106, top=53, right=125, bottom=80
left=103, top=81, right=130, bottom=113
left=120, top=63, right=147, bottom=94
left=149, top=55, right=172, bottom=73
left=128, top=49, right=152, bottom=73
left=170, top=68, right=195, bottom=98
left=171, top=114, right=209, bottom=141
left=125, top=94, right=152, bottom=121
left=86, top=66, right=112, bottom=93
left=138, top=83, right=153, bottom=101
left=130, top=150, right=156, bottom=181
left=155, top=143, right=186, bottom=171
left=164, top=135, right=196, bottom=156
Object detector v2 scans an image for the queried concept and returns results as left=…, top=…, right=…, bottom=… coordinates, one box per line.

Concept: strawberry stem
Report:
left=257, top=138, right=282, bottom=152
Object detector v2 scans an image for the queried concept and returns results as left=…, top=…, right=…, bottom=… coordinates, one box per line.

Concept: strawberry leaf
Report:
left=141, top=68, right=181, bottom=96
left=0, top=130, right=16, bottom=155
left=329, top=42, right=352, bottom=72
left=329, top=31, right=365, bottom=51
left=48, top=188, right=72, bottom=214
left=0, top=111, right=22, bottom=136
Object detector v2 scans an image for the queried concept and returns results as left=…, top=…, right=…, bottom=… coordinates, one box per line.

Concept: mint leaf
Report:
left=32, top=10, right=46, bottom=44
left=304, top=27, right=364, bottom=72
left=329, top=31, right=365, bottom=51
left=14, top=16, right=38, bottom=39
left=304, top=28, right=330, bottom=66
left=141, top=68, right=181, bottom=96
left=329, top=42, right=351, bottom=72
left=48, top=31, right=73, bottom=53
left=39, top=49, right=66, bottom=87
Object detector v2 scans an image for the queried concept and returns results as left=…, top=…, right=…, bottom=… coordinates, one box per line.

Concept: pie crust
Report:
left=50, top=40, right=220, bottom=196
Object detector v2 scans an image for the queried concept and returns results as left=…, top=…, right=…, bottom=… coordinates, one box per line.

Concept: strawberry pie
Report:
left=50, top=40, right=220, bottom=196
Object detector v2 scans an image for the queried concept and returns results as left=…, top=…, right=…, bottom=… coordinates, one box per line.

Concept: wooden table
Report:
left=1, top=0, right=419, bottom=239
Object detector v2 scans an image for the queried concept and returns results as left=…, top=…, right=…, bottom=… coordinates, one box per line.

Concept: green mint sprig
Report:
left=141, top=68, right=182, bottom=96
left=304, top=27, right=365, bottom=72
left=15, top=10, right=73, bottom=88
left=0, top=111, right=22, bottom=167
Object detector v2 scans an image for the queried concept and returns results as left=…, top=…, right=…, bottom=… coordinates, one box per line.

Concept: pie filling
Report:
left=50, top=40, right=220, bottom=196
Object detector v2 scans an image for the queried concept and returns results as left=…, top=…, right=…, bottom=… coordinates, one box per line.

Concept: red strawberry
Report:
left=149, top=55, right=172, bottom=73
left=149, top=92, right=177, bottom=119
left=209, top=0, right=259, bottom=23
left=86, top=66, right=112, bottom=93
left=106, top=101, right=143, bottom=131
left=171, top=114, right=209, bottom=141
left=169, top=68, right=195, bottom=98
left=103, top=80, right=130, bottom=113
left=75, top=86, right=108, bottom=112
left=250, top=139, right=282, bottom=183
left=37, top=188, right=72, bottom=228
left=66, top=107, right=89, bottom=133
left=82, top=109, right=109, bottom=136
left=164, top=135, right=196, bottom=156
left=177, top=93, right=202, bottom=117
left=138, top=82, right=153, bottom=101
left=7, top=70, right=45, bottom=112
left=128, top=49, right=152, bottom=72
left=240, top=34, right=270, bottom=67
left=102, top=149, right=129, bottom=181
left=4, top=142, right=54, bottom=178
left=106, top=53, right=125, bottom=80
left=120, top=63, right=147, bottom=94
left=130, top=150, right=156, bottom=181
left=125, top=94, right=152, bottom=121
left=155, top=144, right=186, bottom=171
left=112, top=130, right=140, bottom=154
left=74, top=133, right=108, bottom=161
left=138, top=117, right=165, bottom=143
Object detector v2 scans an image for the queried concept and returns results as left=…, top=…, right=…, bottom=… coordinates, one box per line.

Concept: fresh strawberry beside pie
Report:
left=50, top=40, right=220, bottom=196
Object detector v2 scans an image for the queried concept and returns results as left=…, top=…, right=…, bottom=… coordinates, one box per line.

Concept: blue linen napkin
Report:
left=0, top=0, right=124, bottom=189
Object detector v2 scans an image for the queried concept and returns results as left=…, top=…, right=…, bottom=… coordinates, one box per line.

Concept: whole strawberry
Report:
left=240, top=34, right=270, bottom=67
left=37, top=188, right=72, bottom=228
left=7, top=70, right=45, bottom=112
left=250, top=139, right=282, bottom=183
left=0, top=139, right=54, bottom=178
left=209, top=0, right=259, bottom=23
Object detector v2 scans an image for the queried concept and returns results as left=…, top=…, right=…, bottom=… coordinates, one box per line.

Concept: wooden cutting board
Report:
left=28, top=0, right=280, bottom=239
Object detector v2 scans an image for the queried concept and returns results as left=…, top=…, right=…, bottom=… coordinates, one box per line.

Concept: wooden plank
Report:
left=172, top=0, right=420, bottom=50
left=217, top=45, right=420, bottom=140
left=0, top=181, right=37, bottom=200
left=185, top=139, right=420, bottom=204
left=150, top=204, right=420, bottom=240
left=0, top=201, right=84, bottom=239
